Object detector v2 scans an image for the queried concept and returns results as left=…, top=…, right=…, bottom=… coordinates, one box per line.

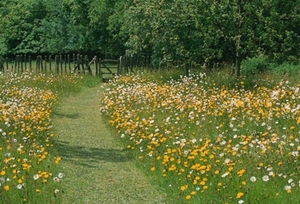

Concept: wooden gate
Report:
left=96, top=59, right=120, bottom=81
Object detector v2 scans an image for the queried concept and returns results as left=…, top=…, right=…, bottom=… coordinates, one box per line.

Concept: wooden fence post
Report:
left=29, top=56, right=32, bottom=71
left=67, top=54, right=70, bottom=73
left=6, top=57, right=8, bottom=72
left=80, top=54, right=83, bottom=73
left=24, top=55, right=27, bottom=71
left=44, top=55, right=47, bottom=73
left=73, top=54, right=76, bottom=73
left=36, top=55, right=40, bottom=72
left=84, top=55, right=88, bottom=74
left=21, top=55, right=23, bottom=73
left=118, top=56, right=121, bottom=74
left=55, top=55, right=59, bottom=74
left=49, top=55, right=52, bottom=72
left=95, top=56, right=99, bottom=76
left=63, top=55, right=66, bottom=73
left=59, top=55, right=62, bottom=74
left=40, top=55, right=44, bottom=72
left=76, top=54, right=80, bottom=73
left=0, top=56, right=4, bottom=73
left=15, top=55, right=18, bottom=73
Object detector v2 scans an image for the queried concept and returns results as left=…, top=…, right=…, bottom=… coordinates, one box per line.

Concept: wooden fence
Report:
left=0, top=53, right=175, bottom=80
left=1, top=54, right=96, bottom=74
left=0, top=54, right=125, bottom=80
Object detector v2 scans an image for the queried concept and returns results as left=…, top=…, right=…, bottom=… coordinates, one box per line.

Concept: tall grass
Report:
left=100, top=70, right=300, bottom=203
left=0, top=71, right=101, bottom=203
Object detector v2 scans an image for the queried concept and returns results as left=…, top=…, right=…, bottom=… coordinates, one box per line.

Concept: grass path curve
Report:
left=52, top=84, right=167, bottom=204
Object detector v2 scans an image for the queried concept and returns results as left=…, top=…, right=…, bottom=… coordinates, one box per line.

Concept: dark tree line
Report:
left=0, top=0, right=299, bottom=75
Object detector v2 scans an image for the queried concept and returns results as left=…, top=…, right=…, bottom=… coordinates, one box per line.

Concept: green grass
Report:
left=52, top=85, right=167, bottom=204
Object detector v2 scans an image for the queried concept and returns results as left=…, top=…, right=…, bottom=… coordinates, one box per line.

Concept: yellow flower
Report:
left=55, top=156, right=62, bottom=164
left=180, top=185, right=188, bottom=191
left=237, top=169, right=246, bottom=177
left=0, top=170, right=5, bottom=176
left=186, top=195, right=191, bottom=200
left=4, top=185, right=9, bottom=191
left=236, top=192, right=244, bottom=198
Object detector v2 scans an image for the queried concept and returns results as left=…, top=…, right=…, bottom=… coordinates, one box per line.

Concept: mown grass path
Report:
left=52, top=85, right=167, bottom=204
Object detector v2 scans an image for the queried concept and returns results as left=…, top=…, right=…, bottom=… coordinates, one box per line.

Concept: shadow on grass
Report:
left=53, top=112, right=80, bottom=119
left=56, top=141, right=132, bottom=168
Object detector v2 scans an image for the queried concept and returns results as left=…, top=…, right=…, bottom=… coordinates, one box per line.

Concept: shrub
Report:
left=272, top=63, right=300, bottom=76
left=241, top=56, right=270, bottom=76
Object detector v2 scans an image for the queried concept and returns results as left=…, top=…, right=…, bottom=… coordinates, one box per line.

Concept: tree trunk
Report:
left=235, top=0, right=242, bottom=78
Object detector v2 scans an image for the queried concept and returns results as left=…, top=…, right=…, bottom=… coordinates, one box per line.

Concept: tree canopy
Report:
left=0, top=0, right=299, bottom=73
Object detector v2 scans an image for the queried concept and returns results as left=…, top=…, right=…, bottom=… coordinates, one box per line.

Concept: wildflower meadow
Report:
left=0, top=71, right=88, bottom=203
left=100, top=72, right=300, bottom=203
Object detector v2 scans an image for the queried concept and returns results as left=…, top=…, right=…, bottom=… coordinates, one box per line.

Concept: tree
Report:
left=108, top=0, right=133, bottom=56
left=198, top=0, right=267, bottom=76
left=121, top=0, right=300, bottom=75
left=88, top=0, right=123, bottom=56
left=259, top=0, right=300, bottom=63
left=0, top=0, right=47, bottom=54
left=40, top=0, right=93, bottom=53
left=122, top=0, right=259, bottom=72
left=122, top=0, right=204, bottom=67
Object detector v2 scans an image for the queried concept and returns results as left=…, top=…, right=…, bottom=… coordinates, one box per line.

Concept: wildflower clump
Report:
left=0, top=72, right=64, bottom=203
left=100, top=74, right=300, bottom=203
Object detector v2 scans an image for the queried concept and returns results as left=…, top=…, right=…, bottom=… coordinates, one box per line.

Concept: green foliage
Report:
left=122, top=0, right=300, bottom=76
left=271, top=63, right=300, bottom=76
left=0, top=0, right=46, bottom=54
left=0, top=0, right=121, bottom=55
left=241, top=56, right=270, bottom=76
left=260, top=0, right=300, bottom=64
